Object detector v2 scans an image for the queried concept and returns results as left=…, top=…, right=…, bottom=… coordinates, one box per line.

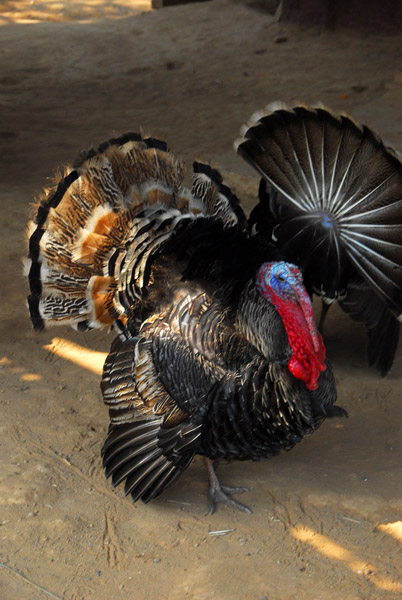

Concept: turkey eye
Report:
left=277, top=273, right=286, bottom=282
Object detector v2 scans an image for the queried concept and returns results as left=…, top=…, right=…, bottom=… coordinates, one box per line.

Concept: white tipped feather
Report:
left=236, top=102, right=402, bottom=373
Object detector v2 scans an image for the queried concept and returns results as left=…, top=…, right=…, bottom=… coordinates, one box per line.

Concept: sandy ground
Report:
left=1, top=1, right=402, bottom=599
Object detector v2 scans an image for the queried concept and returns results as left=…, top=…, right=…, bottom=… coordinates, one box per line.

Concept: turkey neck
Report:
left=235, top=281, right=291, bottom=365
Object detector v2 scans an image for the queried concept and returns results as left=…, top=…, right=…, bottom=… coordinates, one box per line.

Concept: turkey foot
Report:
left=204, top=458, right=252, bottom=515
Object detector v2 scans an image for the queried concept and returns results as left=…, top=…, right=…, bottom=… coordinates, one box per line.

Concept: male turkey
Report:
left=236, top=103, right=402, bottom=376
left=26, top=133, right=345, bottom=513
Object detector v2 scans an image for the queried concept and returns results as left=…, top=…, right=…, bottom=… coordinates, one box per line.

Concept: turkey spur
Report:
left=26, top=130, right=346, bottom=513
left=236, top=103, right=402, bottom=376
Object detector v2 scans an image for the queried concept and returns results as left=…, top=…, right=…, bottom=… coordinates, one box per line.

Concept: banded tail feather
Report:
left=236, top=103, right=402, bottom=374
left=192, top=161, right=246, bottom=228
left=26, top=132, right=244, bottom=334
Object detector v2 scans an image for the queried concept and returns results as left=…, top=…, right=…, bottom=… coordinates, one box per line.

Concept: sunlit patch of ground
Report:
left=0, top=0, right=152, bottom=25
left=292, top=525, right=402, bottom=594
left=44, top=337, right=107, bottom=375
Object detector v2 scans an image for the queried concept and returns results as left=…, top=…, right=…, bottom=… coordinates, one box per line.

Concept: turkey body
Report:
left=236, top=103, right=402, bottom=375
left=26, top=131, right=344, bottom=512
left=101, top=259, right=339, bottom=506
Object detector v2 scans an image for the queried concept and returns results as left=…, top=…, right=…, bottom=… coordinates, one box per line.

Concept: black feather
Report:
left=237, top=103, right=402, bottom=374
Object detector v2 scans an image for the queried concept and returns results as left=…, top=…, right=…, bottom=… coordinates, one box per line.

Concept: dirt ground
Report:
left=1, top=1, right=402, bottom=598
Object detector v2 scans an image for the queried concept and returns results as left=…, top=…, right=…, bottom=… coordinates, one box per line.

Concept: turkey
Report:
left=26, top=132, right=345, bottom=513
left=236, top=103, right=402, bottom=376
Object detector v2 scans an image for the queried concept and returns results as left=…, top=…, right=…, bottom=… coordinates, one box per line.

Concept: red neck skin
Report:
left=268, top=288, right=326, bottom=390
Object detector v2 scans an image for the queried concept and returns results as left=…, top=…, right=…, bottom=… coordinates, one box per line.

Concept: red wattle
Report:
left=269, top=289, right=326, bottom=390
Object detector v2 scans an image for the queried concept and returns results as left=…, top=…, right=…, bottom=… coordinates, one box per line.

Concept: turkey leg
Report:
left=204, top=457, right=252, bottom=515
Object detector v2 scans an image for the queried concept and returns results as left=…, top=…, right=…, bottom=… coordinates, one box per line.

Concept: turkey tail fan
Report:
left=235, top=103, right=402, bottom=373
left=26, top=133, right=187, bottom=332
left=26, top=133, right=244, bottom=334
left=192, top=161, right=246, bottom=228
left=339, top=281, right=400, bottom=376
left=235, top=103, right=402, bottom=315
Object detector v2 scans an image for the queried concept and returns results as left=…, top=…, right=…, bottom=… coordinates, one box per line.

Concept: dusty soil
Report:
left=1, top=1, right=402, bottom=599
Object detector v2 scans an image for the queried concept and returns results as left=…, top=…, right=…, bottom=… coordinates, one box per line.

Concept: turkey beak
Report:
left=295, top=285, right=321, bottom=354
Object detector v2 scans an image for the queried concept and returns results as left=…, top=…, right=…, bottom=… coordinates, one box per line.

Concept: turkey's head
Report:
left=256, top=261, right=326, bottom=390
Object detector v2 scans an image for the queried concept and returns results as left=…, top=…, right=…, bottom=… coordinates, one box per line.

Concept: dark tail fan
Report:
left=235, top=102, right=402, bottom=374
left=339, top=280, right=399, bottom=376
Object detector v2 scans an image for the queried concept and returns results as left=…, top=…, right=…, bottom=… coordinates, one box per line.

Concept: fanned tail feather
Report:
left=339, top=281, right=400, bottom=376
left=192, top=162, right=246, bottom=227
left=26, top=133, right=244, bottom=333
left=235, top=103, right=402, bottom=317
